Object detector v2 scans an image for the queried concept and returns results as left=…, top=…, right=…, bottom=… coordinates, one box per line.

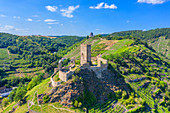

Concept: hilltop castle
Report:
left=58, top=44, right=108, bottom=82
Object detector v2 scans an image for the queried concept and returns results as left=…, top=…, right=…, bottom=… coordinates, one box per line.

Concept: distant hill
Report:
left=105, top=28, right=170, bottom=60
left=109, top=28, right=170, bottom=40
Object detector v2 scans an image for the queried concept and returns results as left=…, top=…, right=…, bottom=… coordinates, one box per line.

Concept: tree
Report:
left=0, top=97, right=4, bottom=111
left=8, top=88, right=17, bottom=102
left=14, top=87, right=27, bottom=103
left=2, top=98, right=9, bottom=108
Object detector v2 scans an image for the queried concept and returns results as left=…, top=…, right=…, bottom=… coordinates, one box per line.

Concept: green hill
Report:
left=106, top=28, right=170, bottom=60
left=1, top=28, right=170, bottom=113
left=0, top=33, right=86, bottom=88
left=2, top=35, right=169, bottom=113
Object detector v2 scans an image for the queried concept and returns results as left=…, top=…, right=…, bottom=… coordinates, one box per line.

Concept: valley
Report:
left=0, top=28, right=170, bottom=113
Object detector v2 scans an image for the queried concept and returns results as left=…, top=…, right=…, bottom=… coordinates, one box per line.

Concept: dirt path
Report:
left=113, top=102, right=127, bottom=113
left=49, top=104, right=75, bottom=113
left=7, top=49, right=11, bottom=59
left=99, top=40, right=118, bottom=50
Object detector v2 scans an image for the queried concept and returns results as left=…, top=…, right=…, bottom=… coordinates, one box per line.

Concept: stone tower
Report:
left=58, top=60, right=62, bottom=70
left=89, top=32, right=94, bottom=37
left=80, top=44, right=91, bottom=66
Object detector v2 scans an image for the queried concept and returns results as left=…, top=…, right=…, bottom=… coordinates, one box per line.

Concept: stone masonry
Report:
left=80, top=44, right=91, bottom=66
left=57, top=43, right=108, bottom=82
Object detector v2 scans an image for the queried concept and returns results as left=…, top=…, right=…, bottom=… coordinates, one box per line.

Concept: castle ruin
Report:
left=58, top=44, right=108, bottom=82
left=80, top=44, right=91, bottom=66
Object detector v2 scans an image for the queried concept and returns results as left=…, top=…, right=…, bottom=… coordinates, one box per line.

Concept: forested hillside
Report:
left=0, top=33, right=85, bottom=87
left=108, top=28, right=170, bottom=40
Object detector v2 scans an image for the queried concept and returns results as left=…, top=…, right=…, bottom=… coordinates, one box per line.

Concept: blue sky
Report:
left=0, top=0, right=170, bottom=36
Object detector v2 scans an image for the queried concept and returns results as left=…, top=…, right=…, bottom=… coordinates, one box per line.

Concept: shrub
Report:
left=115, top=90, right=122, bottom=99
left=154, top=89, right=161, bottom=95
left=78, top=102, right=82, bottom=107
left=107, top=92, right=116, bottom=99
left=74, top=100, right=79, bottom=108
left=72, top=100, right=82, bottom=108
left=127, top=106, right=145, bottom=113
left=2, top=98, right=9, bottom=107
left=122, top=91, right=128, bottom=99
left=74, top=68, right=81, bottom=74
left=126, top=105, right=135, bottom=109
left=43, top=95, right=49, bottom=103
left=72, top=75, right=79, bottom=82
left=75, top=60, right=80, bottom=65
left=156, top=81, right=167, bottom=92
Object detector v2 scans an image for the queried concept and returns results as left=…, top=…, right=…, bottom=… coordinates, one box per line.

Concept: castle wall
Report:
left=51, top=68, right=61, bottom=87
left=57, top=44, right=108, bottom=82
left=59, top=71, right=74, bottom=82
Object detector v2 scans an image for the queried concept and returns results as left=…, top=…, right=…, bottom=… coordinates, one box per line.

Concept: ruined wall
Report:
left=59, top=71, right=74, bottom=82
left=51, top=68, right=60, bottom=87
left=97, top=57, right=108, bottom=70
left=91, top=57, right=108, bottom=78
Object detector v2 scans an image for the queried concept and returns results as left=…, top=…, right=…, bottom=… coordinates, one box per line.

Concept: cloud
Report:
left=45, top=6, right=58, bottom=12
left=48, top=26, right=52, bottom=29
left=89, top=2, right=105, bottom=9
left=60, top=5, right=80, bottom=18
left=143, top=29, right=147, bottom=31
left=90, top=2, right=117, bottom=9
left=137, top=0, right=168, bottom=4
left=126, top=20, right=130, bottom=23
left=0, top=25, right=15, bottom=31
left=0, top=14, right=6, bottom=17
left=44, top=19, right=56, bottom=22
left=0, top=25, right=27, bottom=33
left=47, top=22, right=59, bottom=25
left=26, top=18, right=33, bottom=21
left=13, top=16, right=20, bottom=19
left=32, top=15, right=38, bottom=17
left=96, top=29, right=100, bottom=31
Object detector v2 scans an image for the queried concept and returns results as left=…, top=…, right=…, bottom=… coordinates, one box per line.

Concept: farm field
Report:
left=0, top=48, right=44, bottom=80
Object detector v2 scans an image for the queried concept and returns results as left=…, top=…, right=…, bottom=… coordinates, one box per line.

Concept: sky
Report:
left=0, top=0, right=170, bottom=36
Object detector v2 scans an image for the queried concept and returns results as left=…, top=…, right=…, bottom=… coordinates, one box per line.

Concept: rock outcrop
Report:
left=49, top=68, right=131, bottom=107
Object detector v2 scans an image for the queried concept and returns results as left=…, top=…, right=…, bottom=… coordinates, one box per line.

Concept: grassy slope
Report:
left=149, top=36, right=170, bottom=60
left=4, top=77, right=83, bottom=113
left=0, top=48, right=10, bottom=70
left=64, top=39, right=134, bottom=59
left=64, top=39, right=101, bottom=59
